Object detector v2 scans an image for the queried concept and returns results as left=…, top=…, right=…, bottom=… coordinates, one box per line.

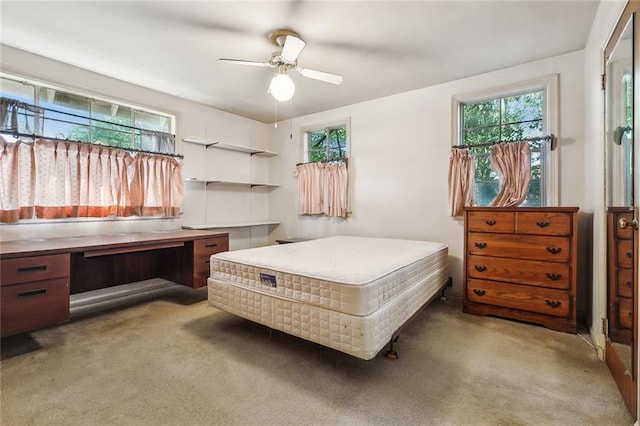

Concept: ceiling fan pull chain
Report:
left=274, top=100, right=278, bottom=128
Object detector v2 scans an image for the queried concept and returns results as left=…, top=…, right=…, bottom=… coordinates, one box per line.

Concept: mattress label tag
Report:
left=260, top=273, right=277, bottom=288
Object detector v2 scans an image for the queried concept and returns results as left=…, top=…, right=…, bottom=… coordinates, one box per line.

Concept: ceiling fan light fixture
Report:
left=269, top=72, right=295, bottom=102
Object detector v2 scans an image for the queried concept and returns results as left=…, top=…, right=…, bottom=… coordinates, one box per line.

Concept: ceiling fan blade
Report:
left=218, top=58, right=273, bottom=68
left=297, top=68, right=343, bottom=85
left=281, top=35, right=306, bottom=62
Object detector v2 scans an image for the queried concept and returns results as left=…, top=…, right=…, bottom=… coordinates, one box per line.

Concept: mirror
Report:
left=605, top=8, right=637, bottom=419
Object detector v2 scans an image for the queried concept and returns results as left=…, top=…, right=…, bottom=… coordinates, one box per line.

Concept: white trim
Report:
left=451, top=74, right=560, bottom=206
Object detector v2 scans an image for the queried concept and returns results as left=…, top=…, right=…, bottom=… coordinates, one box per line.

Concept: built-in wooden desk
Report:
left=0, top=230, right=228, bottom=337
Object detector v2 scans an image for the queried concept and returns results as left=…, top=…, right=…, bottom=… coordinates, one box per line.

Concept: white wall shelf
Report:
left=182, top=221, right=280, bottom=229
left=184, top=178, right=279, bottom=188
left=182, top=137, right=279, bottom=236
left=183, top=138, right=278, bottom=157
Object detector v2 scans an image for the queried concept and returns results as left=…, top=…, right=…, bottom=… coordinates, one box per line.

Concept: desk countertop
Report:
left=0, top=229, right=228, bottom=258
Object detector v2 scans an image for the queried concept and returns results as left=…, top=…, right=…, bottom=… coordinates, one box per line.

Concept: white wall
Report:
left=269, top=51, right=586, bottom=298
left=0, top=45, right=271, bottom=250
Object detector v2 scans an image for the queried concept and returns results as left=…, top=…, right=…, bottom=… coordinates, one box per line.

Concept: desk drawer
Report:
left=194, top=237, right=228, bottom=271
left=1, top=254, right=70, bottom=286
left=1, top=277, right=70, bottom=337
left=193, top=237, right=228, bottom=289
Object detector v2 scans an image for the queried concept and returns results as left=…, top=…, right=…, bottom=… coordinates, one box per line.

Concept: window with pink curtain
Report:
left=294, top=161, right=348, bottom=218
left=0, top=138, right=183, bottom=223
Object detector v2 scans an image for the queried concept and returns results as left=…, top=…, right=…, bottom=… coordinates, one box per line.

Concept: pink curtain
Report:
left=130, top=153, right=183, bottom=217
left=0, top=138, right=183, bottom=223
left=294, top=161, right=348, bottom=218
left=448, top=148, right=475, bottom=217
left=0, top=140, right=35, bottom=222
left=489, top=141, right=531, bottom=207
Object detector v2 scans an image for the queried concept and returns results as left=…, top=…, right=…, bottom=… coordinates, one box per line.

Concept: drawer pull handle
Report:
left=473, top=289, right=486, bottom=296
left=545, top=273, right=561, bottom=281
left=474, top=265, right=487, bottom=272
left=485, top=220, right=496, bottom=226
left=205, top=260, right=210, bottom=264
left=545, top=299, right=561, bottom=308
left=205, top=243, right=218, bottom=248
left=17, top=265, right=47, bottom=274
left=17, top=288, right=47, bottom=299
left=536, top=221, right=550, bottom=228
left=546, top=247, right=562, bottom=255
left=626, top=252, right=633, bottom=258
left=627, top=281, right=633, bottom=288
left=474, top=242, right=487, bottom=249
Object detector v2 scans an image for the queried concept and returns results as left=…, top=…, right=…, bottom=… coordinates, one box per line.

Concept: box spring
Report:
left=208, top=236, right=449, bottom=360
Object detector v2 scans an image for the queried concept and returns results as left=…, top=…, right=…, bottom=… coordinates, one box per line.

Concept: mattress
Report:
left=208, top=236, right=449, bottom=359
left=210, top=236, right=447, bottom=316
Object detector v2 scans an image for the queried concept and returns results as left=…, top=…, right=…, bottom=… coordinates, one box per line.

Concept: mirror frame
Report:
left=604, top=0, right=639, bottom=419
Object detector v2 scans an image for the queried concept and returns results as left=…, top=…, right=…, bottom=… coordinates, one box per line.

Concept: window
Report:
left=0, top=73, right=182, bottom=223
left=304, top=122, right=348, bottom=162
left=454, top=75, right=558, bottom=207
left=0, top=74, right=175, bottom=154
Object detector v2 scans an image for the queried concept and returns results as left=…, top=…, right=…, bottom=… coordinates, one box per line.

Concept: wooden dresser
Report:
left=463, top=207, right=579, bottom=333
left=607, top=207, right=636, bottom=345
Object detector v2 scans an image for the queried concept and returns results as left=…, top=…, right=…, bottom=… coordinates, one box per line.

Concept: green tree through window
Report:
left=307, top=125, right=347, bottom=162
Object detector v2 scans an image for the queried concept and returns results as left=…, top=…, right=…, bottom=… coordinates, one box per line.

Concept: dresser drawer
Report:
left=614, top=211, right=634, bottom=240
left=515, top=212, right=571, bottom=236
left=618, top=298, right=632, bottom=330
left=467, top=278, right=569, bottom=317
left=616, top=267, right=633, bottom=298
left=616, top=240, right=634, bottom=268
left=467, top=255, right=570, bottom=289
left=468, top=233, right=570, bottom=262
left=467, top=211, right=515, bottom=233
left=1, top=277, right=70, bottom=337
left=1, top=254, right=70, bottom=286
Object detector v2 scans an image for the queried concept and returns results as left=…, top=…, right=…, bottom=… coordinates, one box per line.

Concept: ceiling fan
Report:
left=218, top=29, right=344, bottom=102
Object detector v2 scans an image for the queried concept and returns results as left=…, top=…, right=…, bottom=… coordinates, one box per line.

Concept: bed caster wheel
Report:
left=385, top=335, right=400, bottom=360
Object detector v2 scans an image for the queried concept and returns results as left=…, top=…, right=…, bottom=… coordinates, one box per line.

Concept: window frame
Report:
left=451, top=74, right=559, bottom=207
left=0, top=72, right=176, bottom=153
left=302, top=118, right=350, bottom=163
left=300, top=117, right=352, bottom=214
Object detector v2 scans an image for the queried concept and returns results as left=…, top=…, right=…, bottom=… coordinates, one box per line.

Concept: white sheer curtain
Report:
left=0, top=137, right=183, bottom=223
left=294, top=161, right=348, bottom=218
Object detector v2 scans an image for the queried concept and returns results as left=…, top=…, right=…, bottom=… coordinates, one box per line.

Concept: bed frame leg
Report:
left=385, top=335, right=400, bottom=360
left=440, top=276, right=453, bottom=301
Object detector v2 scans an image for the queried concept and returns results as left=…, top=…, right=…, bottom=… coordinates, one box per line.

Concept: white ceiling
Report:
left=0, top=1, right=600, bottom=123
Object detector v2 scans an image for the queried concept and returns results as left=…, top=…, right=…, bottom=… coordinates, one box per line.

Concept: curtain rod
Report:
left=452, top=134, right=557, bottom=151
left=0, top=130, right=184, bottom=159
left=296, top=158, right=348, bottom=167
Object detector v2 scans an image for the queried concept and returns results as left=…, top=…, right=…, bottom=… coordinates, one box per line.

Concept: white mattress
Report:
left=208, top=236, right=449, bottom=360
left=210, top=236, right=447, bottom=316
